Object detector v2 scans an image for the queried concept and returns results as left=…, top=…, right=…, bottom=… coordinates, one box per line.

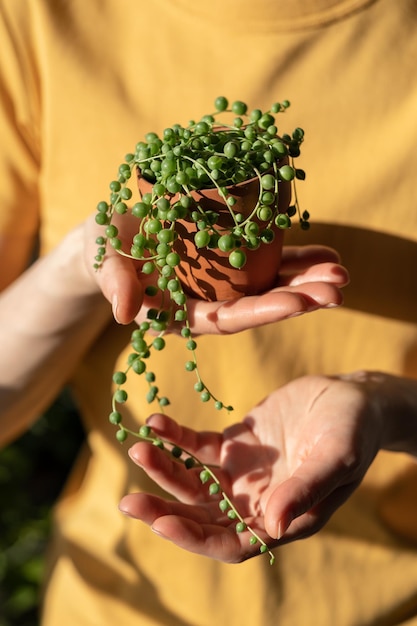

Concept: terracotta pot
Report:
left=136, top=166, right=291, bottom=302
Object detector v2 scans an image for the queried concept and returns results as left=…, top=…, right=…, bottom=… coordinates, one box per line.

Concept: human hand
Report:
left=85, top=212, right=349, bottom=334
left=119, top=374, right=389, bottom=563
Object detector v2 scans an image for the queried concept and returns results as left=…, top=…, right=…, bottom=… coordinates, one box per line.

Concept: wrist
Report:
left=48, top=223, right=103, bottom=300
left=342, top=371, right=417, bottom=458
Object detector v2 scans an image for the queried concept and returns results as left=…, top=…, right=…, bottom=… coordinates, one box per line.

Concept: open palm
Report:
left=119, top=375, right=382, bottom=563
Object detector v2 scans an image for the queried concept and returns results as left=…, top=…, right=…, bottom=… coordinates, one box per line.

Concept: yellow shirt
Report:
left=1, top=0, right=417, bottom=624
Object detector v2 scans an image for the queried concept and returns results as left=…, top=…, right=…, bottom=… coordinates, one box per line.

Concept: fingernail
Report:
left=127, top=446, right=143, bottom=466
left=151, top=525, right=168, bottom=540
left=277, top=516, right=292, bottom=540
left=118, top=502, right=134, bottom=517
left=112, top=294, right=121, bottom=323
left=287, top=311, right=304, bottom=318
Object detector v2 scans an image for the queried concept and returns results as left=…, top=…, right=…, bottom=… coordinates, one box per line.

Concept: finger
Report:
left=128, top=440, right=211, bottom=504
left=87, top=211, right=145, bottom=324
left=119, top=492, right=215, bottom=525
left=119, top=493, right=252, bottom=563
left=95, top=251, right=144, bottom=324
left=150, top=515, right=256, bottom=564
left=187, top=282, right=344, bottom=335
left=280, top=245, right=342, bottom=268
left=120, top=491, right=277, bottom=563
left=146, top=413, right=223, bottom=465
left=276, top=481, right=360, bottom=544
left=263, top=450, right=358, bottom=540
left=276, top=280, right=346, bottom=304
left=280, top=262, right=349, bottom=288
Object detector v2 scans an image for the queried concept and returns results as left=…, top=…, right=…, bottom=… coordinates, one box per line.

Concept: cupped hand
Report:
left=119, top=374, right=383, bottom=563
left=186, top=245, right=348, bottom=335
left=85, top=213, right=349, bottom=334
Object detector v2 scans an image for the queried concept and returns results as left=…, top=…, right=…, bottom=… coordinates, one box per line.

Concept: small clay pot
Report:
left=136, top=167, right=291, bottom=302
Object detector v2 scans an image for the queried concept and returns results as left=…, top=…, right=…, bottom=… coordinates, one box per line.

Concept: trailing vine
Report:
left=94, top=97, right=309, bottom=562
left=111, top=420, right=276, bottom=564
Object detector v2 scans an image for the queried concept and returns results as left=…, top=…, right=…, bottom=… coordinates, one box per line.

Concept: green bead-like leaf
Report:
left=171, top=446, right=183, bottom=458
left=139, top=425, right=151, bottom=438
left=116, top=429, right=128, bottom=443
left=219, top=499, right=229, bottom=513
left=199, top=469, right=210, bottom=484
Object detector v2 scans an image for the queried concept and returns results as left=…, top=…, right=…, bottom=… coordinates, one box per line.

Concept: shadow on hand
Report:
left=221, top=419, right=279, bottom=515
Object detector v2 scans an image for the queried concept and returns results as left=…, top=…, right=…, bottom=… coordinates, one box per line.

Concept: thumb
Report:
left=97, top=251, right=144, bottom=324
left=264, top=455, right=358, bottom=541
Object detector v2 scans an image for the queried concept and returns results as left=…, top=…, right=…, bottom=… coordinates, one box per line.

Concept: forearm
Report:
left=0, top=225, right=112, bottom=445
left=341, top=370, right=417, bottom=458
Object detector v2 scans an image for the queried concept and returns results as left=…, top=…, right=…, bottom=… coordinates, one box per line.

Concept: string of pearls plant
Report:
left=94, top=97, right=309, bottom=562
left=119, top=421, right=276, bottom=564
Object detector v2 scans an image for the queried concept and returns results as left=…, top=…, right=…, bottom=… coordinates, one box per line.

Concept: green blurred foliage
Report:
left=0, top=389, right=84, bottom=626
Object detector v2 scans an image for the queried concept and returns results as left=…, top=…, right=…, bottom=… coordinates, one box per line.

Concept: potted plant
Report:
left=94, top=97, right=309, bottom=562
